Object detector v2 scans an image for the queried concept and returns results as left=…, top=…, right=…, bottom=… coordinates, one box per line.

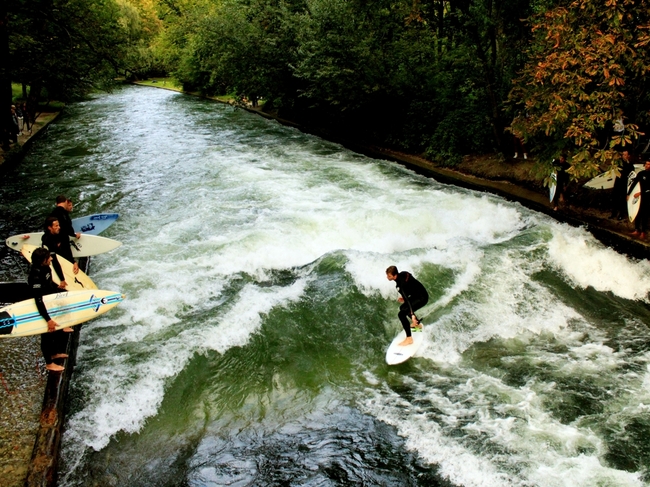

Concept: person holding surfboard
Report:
left=51, top=195, right=81, bottom=240
left=50, top=195, right=81, bottom=273
left=28, top=247, right=68, bottom=372
left=386, top=266, right=429, bottom=346
left=552, top=155, right=571, bottom=211
left=611, top=151, right=635, bottom=220
left=627, top=158, right=650, bottom=239
left=42, top=216, right=78, bottom=280
left=41, top=217, right=78, bottom=336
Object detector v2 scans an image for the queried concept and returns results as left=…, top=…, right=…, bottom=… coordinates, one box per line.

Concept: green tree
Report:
left=510, top=0, right=650, bottom=177
left=292, top=0, right=400, bottom=115
left=133, top=0, right=535, bottom=159
left=117, top=0, right=165, bottom=79
left=167, top=0, right=302, bottom=109
left=5, top=0, right=132, bottom=128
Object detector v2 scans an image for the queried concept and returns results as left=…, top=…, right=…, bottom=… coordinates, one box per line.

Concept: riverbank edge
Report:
left=0, top=109, right=82, bottom=487
left=25, top=299, right=86, bottom=487
left=0, top=111, right=67, bottom=487
left=240, top=107, right=650, bottom=259
left=132, top=81, right=649, bottom=260
left=0, top=112, right=61, bottom=175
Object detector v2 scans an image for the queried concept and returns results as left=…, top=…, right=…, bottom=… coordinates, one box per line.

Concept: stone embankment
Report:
left=0, top=112, right=60, bottom=174
left=0, top=110, right=79, bottom=487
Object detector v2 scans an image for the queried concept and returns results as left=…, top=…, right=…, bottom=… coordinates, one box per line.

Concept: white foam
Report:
left=418, top=243, right=581, bottom=364
left=58, top=88, right=650, bottom=486
left=528, top=455, right=642, bottom=487
left=361, top=371, right=645, bottom=487
left=361, top=385, right=519, bottom=486
left=548, top=225, right=650, bottom=301
left=66, top=279, right=307, bottom=452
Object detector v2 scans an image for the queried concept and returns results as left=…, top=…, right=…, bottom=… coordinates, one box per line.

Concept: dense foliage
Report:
left=1, top=0, right=161, bottom=147
left=510, top=0, right=650, bottom=177
left=154, top=0, right=537, bottom=162
left=4, top=0, right=650, bottom=176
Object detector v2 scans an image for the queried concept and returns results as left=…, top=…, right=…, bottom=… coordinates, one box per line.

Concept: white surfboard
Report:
left=385, top=325, right=425, bottom=365
left=584, top=169, right=616, bottom=190
left=72, top=213, right=119, bottom=235
left=628, top=182, right=642, bottom=222
left=627, top=170, right=637, bottom=192
left=0, top=290, right=124, bottom=338
left=549, top=171, right=557, bottom=202
left=5, top=233, right=122, bottom=257
left=21, top=244, right=97, bottom=291
left=584, top=164, right=644, bottom=190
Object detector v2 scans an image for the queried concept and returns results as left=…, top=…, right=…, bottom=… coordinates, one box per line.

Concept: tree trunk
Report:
left=27, top=81, right=42, bottom=126
left=0, top=4, right=11, bottom=149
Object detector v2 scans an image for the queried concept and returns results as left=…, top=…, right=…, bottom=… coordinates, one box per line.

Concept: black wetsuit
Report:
left=628, top=169, right=650, bottom=232
left=41, top=231, right=72, bottom=282
left=50, top=205, right=75, bottom=238
left=50, top=205, right=79, bottom=264
left=395, top=271, right=429, bottom=337
left=612, top=159, right=635, bottom=219
left=28, top=262, right=65, bottom=365
left=552, top=159, right=571, bottom=208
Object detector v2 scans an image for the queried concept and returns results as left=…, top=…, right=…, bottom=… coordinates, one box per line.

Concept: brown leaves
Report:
left=507, top=0, right=650, bottom=176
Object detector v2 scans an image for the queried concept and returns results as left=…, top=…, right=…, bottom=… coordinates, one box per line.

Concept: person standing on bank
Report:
left=552, top=154, right=571, bottom=211
left=51, top=195, right=81, bottom=240
left=15, top=104, right=23, bottom=135
left=29, top=247, right=68, bottom=372
left=42, top=216, right=77, bottom=281
left=49, top=196, right=81, bottom=274
left=9, top=105, right=19, bottom=143
left=627, top=158, right=650, bottom=239
left=386, top=266, right=429, bottom=346
left=611, top=150, right=635, bottom=220
left=21, top=102, right=31, bottom=134
left=41, top=217, right=76, bottom=333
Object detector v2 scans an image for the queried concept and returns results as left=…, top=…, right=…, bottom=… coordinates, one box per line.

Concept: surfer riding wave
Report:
left=386, top=266, right=429, bottom=346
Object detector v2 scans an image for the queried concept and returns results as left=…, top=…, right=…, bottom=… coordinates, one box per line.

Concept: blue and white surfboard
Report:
left=72, top=213, right=119, bottom=235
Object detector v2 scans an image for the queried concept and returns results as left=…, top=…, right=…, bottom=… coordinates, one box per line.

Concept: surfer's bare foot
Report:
left=398, top=337, right=414, bottom=346
left=45, top=364, right=64, bottom=372
left=411, top=322, right=422, bottom=330
left=63, top=327, right=74, bottom=332
left=51, top=354, right=68, bottom=359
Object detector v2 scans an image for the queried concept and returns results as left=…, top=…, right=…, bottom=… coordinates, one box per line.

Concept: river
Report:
left=2, top=85, right=650, bottom=487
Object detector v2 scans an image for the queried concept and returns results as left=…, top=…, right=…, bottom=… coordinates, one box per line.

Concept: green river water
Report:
left=2, top=85, right=650, bottom=486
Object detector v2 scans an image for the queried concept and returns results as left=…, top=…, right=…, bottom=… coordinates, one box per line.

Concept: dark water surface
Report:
left=2, top=85, right=650, bottom=486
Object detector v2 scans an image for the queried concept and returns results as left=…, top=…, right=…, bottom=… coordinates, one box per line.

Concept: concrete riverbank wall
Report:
left=0, top=257, right=88, bottom=487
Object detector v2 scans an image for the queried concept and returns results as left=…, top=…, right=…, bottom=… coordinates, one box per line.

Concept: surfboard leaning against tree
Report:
left=386, top=266, right=429, bottom=347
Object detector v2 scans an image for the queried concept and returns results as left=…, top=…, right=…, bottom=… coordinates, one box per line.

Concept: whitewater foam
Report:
left=548, top=225, right=650, bottom=301
left=51, top=87, right=650, bottom=486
